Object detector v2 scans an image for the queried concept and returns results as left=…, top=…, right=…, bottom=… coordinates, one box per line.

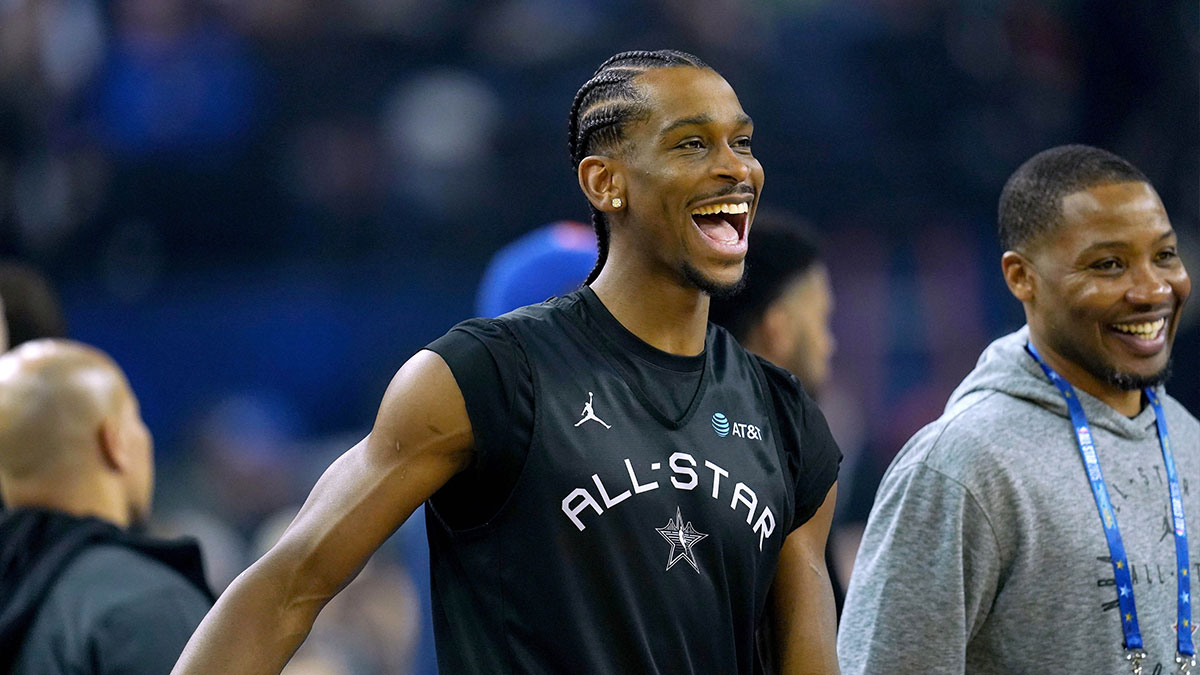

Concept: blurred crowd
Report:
left=1, top=0, right=1197, bottom=672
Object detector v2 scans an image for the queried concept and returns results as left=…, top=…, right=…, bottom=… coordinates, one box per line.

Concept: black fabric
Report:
left=424, top=287, right=841, bottom=674
left=426, top=290, right=706, bottom=529
left=0, top=508, right=213, bottom=673
left=426, top=319, right=534, bottom=529
left=574, top=287, right=707, bottom=426
left=753, top=356, right=842, bottom=528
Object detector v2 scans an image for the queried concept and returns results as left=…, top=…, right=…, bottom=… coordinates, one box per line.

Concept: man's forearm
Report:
left=172, top=555, right=321, bottom=674
left=773, top=485, right=840, bottom=674
left=775, top=560, right=839, bottom=674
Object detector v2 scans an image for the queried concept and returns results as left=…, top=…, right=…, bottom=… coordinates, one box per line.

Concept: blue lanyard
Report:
left=1026, top=342, right=1193, bottom=668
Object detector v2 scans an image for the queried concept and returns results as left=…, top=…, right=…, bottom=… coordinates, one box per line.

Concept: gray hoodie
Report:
left=839, top=327, right=1200, bottom=674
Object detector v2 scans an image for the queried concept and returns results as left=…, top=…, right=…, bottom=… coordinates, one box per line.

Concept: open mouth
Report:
left=690, top=202, right=749, bottom=246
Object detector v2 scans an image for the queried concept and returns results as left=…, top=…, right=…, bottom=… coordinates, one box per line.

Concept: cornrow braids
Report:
left=568, top=50, right=711, bottom=283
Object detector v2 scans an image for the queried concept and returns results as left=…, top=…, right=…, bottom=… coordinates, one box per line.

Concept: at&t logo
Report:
left=711, top=412, right=762, bottom=441
left=711, top=413, right=731, bottom=437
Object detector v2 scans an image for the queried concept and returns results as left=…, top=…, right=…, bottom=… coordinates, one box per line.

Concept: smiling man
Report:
left=174, top=50, right=841, bottom=674
left=839, top=145, right=1197, bottom=674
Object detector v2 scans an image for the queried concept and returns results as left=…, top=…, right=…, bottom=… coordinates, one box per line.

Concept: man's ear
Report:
left=97, top=416, right=124, bottom=472
left=1001, top=251, right=1036, bottom=303
left=577, top=156, right=624, bottom=213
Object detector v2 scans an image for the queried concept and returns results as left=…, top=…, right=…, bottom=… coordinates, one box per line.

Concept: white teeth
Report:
left=690, top=202, right=748, bottom=216
left=1111, top=318, right=1166, bottom=338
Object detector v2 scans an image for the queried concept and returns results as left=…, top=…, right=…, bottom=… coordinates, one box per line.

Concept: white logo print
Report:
left=656, top=506, right=708, bottom=572
left=710, top=411, right=762, bottom=440
left=574, top=391, right=611, bottom=429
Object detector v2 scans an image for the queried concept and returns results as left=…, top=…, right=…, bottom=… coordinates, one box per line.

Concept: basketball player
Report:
left=174, top=50, right=841, bottom=674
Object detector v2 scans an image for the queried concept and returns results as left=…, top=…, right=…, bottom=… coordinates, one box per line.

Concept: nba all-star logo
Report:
left=656, top=507, right=708, bottom=572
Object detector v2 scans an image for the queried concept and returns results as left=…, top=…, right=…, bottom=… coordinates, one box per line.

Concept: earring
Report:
left=611, top=197, right=623, bottom=209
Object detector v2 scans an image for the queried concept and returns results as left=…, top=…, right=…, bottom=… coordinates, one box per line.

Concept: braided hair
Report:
left=568, top=50, right=711, bottom=283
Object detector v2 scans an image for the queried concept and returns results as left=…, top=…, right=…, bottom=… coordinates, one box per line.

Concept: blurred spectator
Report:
left=181, top=390, right=306, bottom=535
left=81, top=0, right=278, bottom=273
left=0, top=340, right=213, bottom=673
left=709, top=213, right=833, bottom=395
left=0, top=260, right=66, bottom=348
left=475, top=220, right=596, bottom=317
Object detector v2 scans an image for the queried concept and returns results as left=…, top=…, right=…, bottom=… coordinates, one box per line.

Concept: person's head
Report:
left=0, top=261, right=67, bottom=350
left=708, top=215, right=835, bottom=393
left=570, top=50, right=763, bottom=296
left=476, top=221, right=598, bottom=317
left=0, top=340, right=153, bottom=527
left=999, top=144, right=1190, bottom=400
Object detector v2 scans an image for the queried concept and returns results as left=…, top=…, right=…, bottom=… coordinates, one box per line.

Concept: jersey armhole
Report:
left=749, top=356, right=798, bottom=536
left=427, top=319, right=540, bottom=534
left=484, top=319, right=542, bottom=527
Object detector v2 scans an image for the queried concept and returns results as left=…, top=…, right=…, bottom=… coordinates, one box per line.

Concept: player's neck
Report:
left=590, top=267, right=709, bottom=357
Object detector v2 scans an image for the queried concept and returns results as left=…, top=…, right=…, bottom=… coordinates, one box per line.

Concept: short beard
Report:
left=1099, top=358, right=1173, bottom=392
left=682, top=261, right=745, bottom=298
left=1050, top=330, right=1175, bottom=393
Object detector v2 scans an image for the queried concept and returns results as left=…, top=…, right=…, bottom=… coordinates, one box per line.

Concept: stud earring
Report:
left=611, top=197, right=623, bottom=209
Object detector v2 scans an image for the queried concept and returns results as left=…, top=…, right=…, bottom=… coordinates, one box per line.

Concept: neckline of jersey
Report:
left=577, top=286, right=707, bottom=374
left=573, top=286, right=710, bottom=430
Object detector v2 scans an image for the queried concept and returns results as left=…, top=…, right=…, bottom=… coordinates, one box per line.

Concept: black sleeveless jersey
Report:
left=424, top=288, right=840, bottom=674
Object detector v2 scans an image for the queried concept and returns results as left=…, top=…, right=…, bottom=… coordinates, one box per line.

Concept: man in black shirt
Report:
left=175, top=49, right=841, bottom=674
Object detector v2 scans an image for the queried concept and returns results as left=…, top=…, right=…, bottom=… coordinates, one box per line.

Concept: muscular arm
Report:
left=770, top=482, right=839, bottom=675
left=172, top=350, right=473, bottom=674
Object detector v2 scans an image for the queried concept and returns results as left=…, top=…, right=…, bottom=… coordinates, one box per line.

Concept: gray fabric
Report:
left=13, top=544, right=211, bottom=675
left=839, top=326, right=1200, bottom=674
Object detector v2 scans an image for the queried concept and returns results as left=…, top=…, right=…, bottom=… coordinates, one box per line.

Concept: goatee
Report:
left=682, top=262, right=746, bottom=299
left=1101, top=359, right=1173, bottom=392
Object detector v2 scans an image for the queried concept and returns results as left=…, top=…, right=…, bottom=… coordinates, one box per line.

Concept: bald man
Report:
left=0, top=340, right=213, bottom=674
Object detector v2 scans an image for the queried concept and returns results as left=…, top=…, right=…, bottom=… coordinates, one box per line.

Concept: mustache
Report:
left=693, top=184, right=756, bottom=203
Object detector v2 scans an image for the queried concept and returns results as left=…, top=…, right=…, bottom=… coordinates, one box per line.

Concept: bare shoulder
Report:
left=370, top=349, right=475, bottom=470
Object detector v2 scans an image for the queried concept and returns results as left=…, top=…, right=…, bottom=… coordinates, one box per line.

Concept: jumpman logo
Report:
left=574, top=392, right=611, bottom=429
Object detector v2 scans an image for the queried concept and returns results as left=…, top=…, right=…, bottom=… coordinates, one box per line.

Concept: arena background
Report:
left=1, top=0, right=1197, bottom=672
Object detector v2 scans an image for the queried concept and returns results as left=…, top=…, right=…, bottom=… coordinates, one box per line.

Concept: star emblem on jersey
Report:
left=656, top=507, right=709, bottom=572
